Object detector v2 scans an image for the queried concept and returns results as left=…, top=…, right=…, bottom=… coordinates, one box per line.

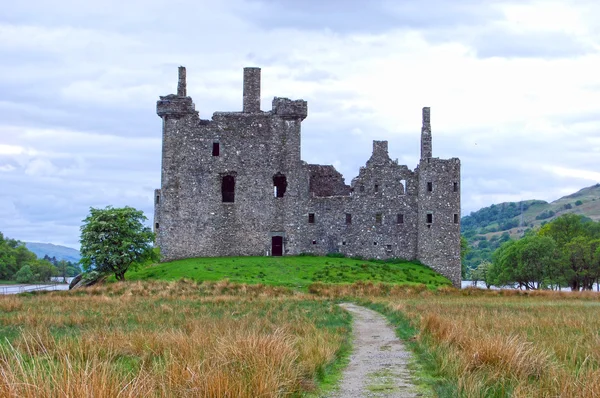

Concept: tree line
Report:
left=471, top=214, right=600, bottom=290
left=0, top=232, right=81, bottom=283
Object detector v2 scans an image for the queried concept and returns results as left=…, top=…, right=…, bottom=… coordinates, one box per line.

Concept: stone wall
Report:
left=154, top=67, right=462, bottom=286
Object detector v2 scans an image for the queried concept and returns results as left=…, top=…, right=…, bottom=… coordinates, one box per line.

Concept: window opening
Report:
left=453, top=182, right=458, bottom=192
left=156, top=195, right=160, bottom=205
left=155, top=223, right=159, bottom=229
left=342, top=241, right=346, bottom=246
left=400, top=179, right=406, bottom=194
left=359, top=185, right=365, bottom=192
left=308, top=213, right=315, bottom=224
left=375, top=213, right=382, bottom=224
left=454, top=213, right=459, bottom=224
left=397, top=214, right=404, bottom=224
left=386, top=245, right=392, bottom=250
left=212, top=142, right=220, bottom=156
left=426, top=213, right=433, bottom=224
left=346, top=213, right=352, bottom=224
left=373, top=242, right=378, bottom=246
left=273, top=173, right=287, bottom=198
left=427, top=182, right=433, bottom=192
left=374, top=184, right=379, bottom=192
left=222, top=175, right=235, bottom=202
left=312, top=240, right=317, bottom=245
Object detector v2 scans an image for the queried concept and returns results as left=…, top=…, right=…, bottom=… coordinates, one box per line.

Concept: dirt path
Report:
left=330, top=303, right=420, bottom=397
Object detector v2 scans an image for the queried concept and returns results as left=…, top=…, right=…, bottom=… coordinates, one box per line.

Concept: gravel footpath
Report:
left=330, top=303, right=420, bottom=398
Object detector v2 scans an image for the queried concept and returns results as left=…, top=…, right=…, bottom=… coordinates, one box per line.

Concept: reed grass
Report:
left=362, top=288, right=600, bottom=397
left=0, top=281, right=351, bottom=397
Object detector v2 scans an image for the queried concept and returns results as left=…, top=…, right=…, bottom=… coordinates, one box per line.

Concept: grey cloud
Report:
left=471, top=29, right=595, bottom=59
left=243, top=0, right=502, bottom=33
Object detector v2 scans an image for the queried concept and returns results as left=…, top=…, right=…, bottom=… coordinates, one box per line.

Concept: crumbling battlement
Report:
left=154, top=66, right=462, bottom=287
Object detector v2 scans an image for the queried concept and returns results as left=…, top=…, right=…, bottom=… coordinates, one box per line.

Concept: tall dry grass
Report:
left=0, top=281, right=349, bottom=397
left=374, top=289, right=600, bottom=397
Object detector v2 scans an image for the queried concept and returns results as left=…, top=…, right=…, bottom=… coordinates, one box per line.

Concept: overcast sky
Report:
left=1, top=0, right=599, bottom=249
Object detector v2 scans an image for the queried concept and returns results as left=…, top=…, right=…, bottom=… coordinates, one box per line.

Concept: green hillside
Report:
left=125, top=255, right=452, bottom=289
left=462, top=183, right=600, bottom=273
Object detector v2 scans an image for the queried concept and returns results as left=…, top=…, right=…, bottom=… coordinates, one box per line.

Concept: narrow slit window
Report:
left=155, top=223, right=159, bottom=229
left=308, top=213, right=315, bottom=224
left=454, top=213, right=459, bottom=224
left=397, top=214, right=404, bottom=224
left=156, top=195, right=160, bottom=205
left=345, top=213, right=352, bottom=224
left=386, top=244, right=392, bottom=250
left=342, top=241, right=346, bottom=246
left=427, top=182, right=433, bottom=192
left=374, top=184, right=379, bottom=192
left=221, top=175, right=235, bottom=203
left=212, top=142, right=220, bottom=156
left=373, top=241, right=378, bottom=246
left=453, top=182, right=458, bottom=192
left=359, top=185, right=365, bottom=192
left=312, top=240, right=317, bottom=245
left=426, top=213, right=433, bottom=224
left=375, top=213, right=382, bottom=224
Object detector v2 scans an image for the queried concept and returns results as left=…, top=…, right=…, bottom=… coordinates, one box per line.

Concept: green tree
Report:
left=564, top=237, right=600, bottom=290
left=14, top=265, right=34, bottom=283
left=30, top=260, right=57, bottom=282
left=80, top=206, right=157, bottom=281
left=472, top=261, right=492, bottom=288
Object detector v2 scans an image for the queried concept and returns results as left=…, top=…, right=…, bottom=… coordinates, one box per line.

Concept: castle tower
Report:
left=416, top=107, right=461, bottom=286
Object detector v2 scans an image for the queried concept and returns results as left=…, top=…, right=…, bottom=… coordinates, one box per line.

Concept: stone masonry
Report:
left=154, top=67, right=462, bottom=286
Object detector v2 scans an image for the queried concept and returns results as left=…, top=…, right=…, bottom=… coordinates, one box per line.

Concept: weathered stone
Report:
left=153, top=67, right=461, bottom=287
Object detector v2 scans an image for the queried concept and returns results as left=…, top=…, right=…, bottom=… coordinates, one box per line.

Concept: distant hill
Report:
left=462, top=183, right=600, bottom=273
left=24, top=242, right=81, bottom=263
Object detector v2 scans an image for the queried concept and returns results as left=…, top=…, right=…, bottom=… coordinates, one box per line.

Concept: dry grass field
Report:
left=0, top=280, right=351, bottom=397
left=318, top=285, right=600, bottom=398
left=2, top=280, right=599, bottom=397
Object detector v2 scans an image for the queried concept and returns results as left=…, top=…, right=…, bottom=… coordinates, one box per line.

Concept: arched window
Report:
left=273, top=173, right=287, bottom=198
left=222, top=175, right=235, bottom=203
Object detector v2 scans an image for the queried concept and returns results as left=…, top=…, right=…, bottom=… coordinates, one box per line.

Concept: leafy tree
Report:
left=14, top=265, right=34, bottom=283
left=563, top=237, right=600, bottom=290
left=471, top=261, right=492, bottom=288
left=489, top=235, right=557, bottom=289
left=538, top=214, right=589, bottom=248
left=30, top=260, right=58, bottom=282
left=80, top=206, right=157, bottom=281
left=0, top=232, right=43, bottom=280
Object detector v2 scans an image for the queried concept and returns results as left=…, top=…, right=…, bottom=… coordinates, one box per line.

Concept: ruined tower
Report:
left=154, top=67, right=461, bottom=286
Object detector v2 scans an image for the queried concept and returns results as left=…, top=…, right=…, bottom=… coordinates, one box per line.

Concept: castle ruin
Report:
left=154, top=67, right=461, bottom=286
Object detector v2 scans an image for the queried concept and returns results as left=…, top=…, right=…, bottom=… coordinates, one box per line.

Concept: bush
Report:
left=575, top=200, right=583, bottom=206
left=14, top=265, right=34, bottom=283
left=326, top=252, right=345, bottom=258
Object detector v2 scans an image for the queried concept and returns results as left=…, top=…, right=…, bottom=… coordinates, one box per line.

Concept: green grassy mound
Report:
left=125, top=255, right=452, bottom=289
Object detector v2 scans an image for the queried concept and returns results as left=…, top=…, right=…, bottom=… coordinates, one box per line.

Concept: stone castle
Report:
left=154, top=67, right=461, bottom=286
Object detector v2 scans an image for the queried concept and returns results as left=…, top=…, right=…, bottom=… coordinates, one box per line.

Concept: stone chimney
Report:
left=243, top=67, right=261, bottom=112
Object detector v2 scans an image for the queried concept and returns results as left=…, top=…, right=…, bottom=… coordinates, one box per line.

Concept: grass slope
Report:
left=126, top=256, right=452, bottom=289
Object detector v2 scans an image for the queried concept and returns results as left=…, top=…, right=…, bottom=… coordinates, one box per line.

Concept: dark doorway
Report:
left=222, top=175, right=235, bottom=202
left=272, top=236, right=283, bottom=256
